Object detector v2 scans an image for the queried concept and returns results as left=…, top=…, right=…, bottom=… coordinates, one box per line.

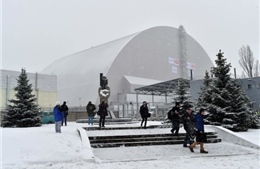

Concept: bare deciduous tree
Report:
left=239, top=45, right=259, bottom=77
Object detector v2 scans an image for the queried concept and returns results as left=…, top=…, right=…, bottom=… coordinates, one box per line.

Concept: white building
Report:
left=0, top=69, right=57, bottom=111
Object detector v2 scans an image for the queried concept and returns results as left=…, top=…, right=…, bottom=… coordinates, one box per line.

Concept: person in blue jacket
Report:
left=189, top=108, right=208, bottom=153
left=53, top=101, right=63, bottom=133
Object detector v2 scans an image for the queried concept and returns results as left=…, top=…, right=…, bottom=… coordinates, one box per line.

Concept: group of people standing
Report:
left=86, top=100, right=109, bottom=127
left=54, top=100, right=208, bottom=153
left=53, top=101, right=69, bottom=133
left=168, top=102, right=208, bottom=153
left=53, top=100, right=109, bottom=133
left=87, top=100, right=151, bottom=129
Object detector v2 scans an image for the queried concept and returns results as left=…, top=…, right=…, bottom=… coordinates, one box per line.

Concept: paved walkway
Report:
left=92, top=141, right=258, bottom=162
left=85, top=125, right=259, bottom=162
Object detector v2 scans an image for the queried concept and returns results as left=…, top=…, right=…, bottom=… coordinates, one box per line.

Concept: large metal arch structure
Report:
left=42, top=26, right=213, bottom=106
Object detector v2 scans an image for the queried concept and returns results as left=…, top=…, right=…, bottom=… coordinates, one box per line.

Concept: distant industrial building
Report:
left=190, top=77, right=260, bottom=111
left=0, top=69, right=57, bottom=111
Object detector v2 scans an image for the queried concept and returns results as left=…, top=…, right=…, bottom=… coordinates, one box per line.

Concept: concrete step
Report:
left=88, top=132, right=221, bottom=148
left=90, top=138, right=222, bottom=148
left=89, top=133, right=218, bottom=141
left=76, top=118, right=133, bottom=124
left=84, top=125, right=164, bottom=131
left=90, top=135, right=219, bottom=144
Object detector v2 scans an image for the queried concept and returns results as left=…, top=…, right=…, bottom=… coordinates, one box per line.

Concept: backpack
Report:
left=167, top=110, right=173, bottom=120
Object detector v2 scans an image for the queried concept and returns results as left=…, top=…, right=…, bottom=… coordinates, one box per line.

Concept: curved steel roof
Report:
left=41, top=26, right=213, bottom=106
left=134, top=78, right=190, bottom=95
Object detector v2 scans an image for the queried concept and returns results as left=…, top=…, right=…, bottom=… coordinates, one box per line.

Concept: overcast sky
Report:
left=1, top=0, right=259, bottom=77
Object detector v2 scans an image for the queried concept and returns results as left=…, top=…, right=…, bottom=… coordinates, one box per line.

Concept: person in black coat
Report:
left=182, top=107, right=195, bottom=147
left=86, top=101, right=96, bottom=125
left=98, top=101, right=108, bottom=127
left=60, top=101, right=69, bottom=126
left=170, top=102, right=181, bottom=136
left=140, top=101, right=149, bottom=129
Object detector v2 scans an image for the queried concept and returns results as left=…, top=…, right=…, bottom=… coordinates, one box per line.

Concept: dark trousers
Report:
left=184, top=126, right=192, bottom=145
left=99, top=116, right=106, bottom=127
left=62, top=115, right=67, bottom=126
left=141, top=117, right=147, bottom=128
left=171, top=121, right=179, bottom=135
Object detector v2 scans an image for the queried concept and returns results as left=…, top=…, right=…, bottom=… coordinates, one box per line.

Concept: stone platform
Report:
left=84, top=126, right=221, bottom=148
left=76, top=117, right=134, bottom=124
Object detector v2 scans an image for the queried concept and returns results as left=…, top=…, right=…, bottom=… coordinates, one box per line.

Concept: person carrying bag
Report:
left=189, top=108, right=208, bottom=154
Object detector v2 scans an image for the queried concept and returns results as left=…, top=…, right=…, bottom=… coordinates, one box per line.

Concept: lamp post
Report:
left=79, top=98, right=81, bottom=107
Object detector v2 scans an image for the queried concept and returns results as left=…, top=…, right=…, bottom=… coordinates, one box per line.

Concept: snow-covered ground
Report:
left=1, top=121, right=260, bottom=169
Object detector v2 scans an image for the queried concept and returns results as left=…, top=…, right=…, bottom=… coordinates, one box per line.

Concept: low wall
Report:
left=67, top=111, right=121, bottom=121
left=207, top=125, right=260, bottom=149
left=67, top=112, right=88, bottom=121
left=76, top=127, right=95, bottom=162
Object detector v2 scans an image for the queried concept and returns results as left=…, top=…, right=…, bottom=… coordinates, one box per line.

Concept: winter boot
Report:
left=200, top=149, right=208, bottom=153
left=188, top=145, right=194, bottom=152
left=199, top=143, right=208, bottom=153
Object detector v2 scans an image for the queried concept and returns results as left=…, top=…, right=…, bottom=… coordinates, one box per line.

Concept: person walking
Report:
left=170, top=102, right=181, bottom=136
left=86, top=101, right=96, bottom=125
left=189, top=108, right=208, bottom=153
left=53, top=101, right=63, bottom=133
left=182, top=107, right=195, bottom=147
left=98, top=101, right=108, bottom=127
left=61, top=101, right=69, bottom=126
left=140, top=101, right=149, bottom=129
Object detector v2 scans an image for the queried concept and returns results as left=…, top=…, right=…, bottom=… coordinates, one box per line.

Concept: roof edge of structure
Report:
left=134, top=78, right=190, bottom=95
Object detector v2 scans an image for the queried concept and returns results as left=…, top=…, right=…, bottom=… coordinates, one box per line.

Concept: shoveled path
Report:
left=92, top=141, right=257, bottom=162
left=85, top=125, right=259, bottom=162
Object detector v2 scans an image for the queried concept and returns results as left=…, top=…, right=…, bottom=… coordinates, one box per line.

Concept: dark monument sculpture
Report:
left=98, top=73, right=110, bottom=104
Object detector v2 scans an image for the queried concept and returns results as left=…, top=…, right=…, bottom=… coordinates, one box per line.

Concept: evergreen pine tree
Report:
left=228, top=80, right=259, bottom=129
left=204, top=50, right=258, bottom=131
left=174, top=78, right=194, bottom=111
left=3, top=69, right=42, bottom=127
left=197, top=70, right=213, bottom=108
left=175, top=79, right=188, bottom=103
left=206, top=50, right=233, bottom=126
left=221, top=80, right=250, bottom=131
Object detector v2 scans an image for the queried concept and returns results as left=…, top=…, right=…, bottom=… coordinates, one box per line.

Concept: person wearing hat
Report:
left=189, top=108, right=208, bottom=153
left=182, top=106, right=195, bottom=147
left=53, top=101, right=63, bottom=133
left=140, top=101, right=149, bottom=129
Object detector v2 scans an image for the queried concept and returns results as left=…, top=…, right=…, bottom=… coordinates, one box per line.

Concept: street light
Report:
left=79, top=98, right=81, bottom=107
